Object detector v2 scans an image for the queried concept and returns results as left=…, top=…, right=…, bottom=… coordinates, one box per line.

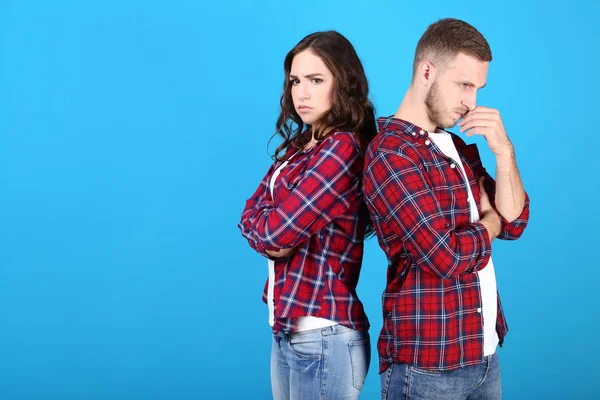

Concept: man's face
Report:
left=425, top=53, right=489, bottom=129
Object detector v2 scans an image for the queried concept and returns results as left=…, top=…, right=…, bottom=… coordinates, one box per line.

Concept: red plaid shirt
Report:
left=239, top=131, right=370, bottom=334
left=363, top=117, right=530, bottom=372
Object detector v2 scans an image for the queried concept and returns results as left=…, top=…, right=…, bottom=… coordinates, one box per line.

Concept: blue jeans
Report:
left=271, top=324, right=371, bottom=400
left=380, top=353, right=502, bottom=400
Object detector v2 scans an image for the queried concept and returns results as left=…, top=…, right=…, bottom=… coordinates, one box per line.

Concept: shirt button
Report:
left=412, top=131, right=417, bottom=136
left=425, top=140, right=431, bottom=145
left=450, top=163, right=456, bottom=169
left=419, top=129, right=425, bottom=136
left=477, top=308, right=482, bottom=313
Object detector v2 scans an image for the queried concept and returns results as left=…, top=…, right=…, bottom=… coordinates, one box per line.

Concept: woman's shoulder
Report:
left=324, top=130, right=360, bottom=150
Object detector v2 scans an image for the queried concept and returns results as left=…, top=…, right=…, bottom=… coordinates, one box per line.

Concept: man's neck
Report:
left=394, top=86, right=436, bottom=132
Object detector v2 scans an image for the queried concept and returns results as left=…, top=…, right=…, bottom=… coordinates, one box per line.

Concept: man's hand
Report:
left=458, top=106, right=513, bottom=158
left=266, top=248, right=296, bottom=258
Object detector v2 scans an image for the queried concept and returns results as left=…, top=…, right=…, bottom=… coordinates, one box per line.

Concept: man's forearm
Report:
left=494, top=150, right=526, bottom=222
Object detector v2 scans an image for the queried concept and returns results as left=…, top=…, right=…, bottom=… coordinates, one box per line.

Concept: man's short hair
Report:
left=413, top=18, right=492, bottom=75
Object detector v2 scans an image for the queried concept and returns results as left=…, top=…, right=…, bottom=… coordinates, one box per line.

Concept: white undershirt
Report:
left=267, top=158, right=337, bottom=331
left=428, top=130, right=499, bottom=356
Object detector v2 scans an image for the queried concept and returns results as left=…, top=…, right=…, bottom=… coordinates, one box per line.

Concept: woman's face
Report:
left=289, top=50, right=334, bottom=128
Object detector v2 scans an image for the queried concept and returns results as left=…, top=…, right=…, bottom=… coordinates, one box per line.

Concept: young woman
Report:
left=238, top=31, right=376, bottom=400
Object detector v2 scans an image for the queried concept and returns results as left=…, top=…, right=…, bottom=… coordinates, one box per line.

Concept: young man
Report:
left=363, top=19, right=530, bottom=399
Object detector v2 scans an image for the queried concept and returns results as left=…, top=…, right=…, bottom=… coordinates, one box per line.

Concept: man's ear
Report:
left=416, top=61, right=436, bottom=87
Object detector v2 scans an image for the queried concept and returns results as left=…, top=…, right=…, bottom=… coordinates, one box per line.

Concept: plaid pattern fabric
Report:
left=239, top=131, right=369, bottom=334
left=363, top=117, right=530, bottom=372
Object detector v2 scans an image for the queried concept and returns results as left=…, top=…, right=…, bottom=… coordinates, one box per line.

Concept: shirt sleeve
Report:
left=364, top=144, right=491, bottom=280
left=246, top=136, right=362, bottom=252
left=238, top=163, right=277, bottom=258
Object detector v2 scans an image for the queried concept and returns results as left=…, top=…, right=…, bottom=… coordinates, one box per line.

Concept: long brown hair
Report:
left=271, top=31, right=376, bottom=160
left=271, top=31, right=377, bottom=238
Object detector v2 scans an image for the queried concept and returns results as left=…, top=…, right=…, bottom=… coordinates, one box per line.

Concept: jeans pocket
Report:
left=410, top=366, right=443, bottom=376
left=408, top=366, right=451, bottom=399
left=348, top=337, right=370, bottom=390
left=288, top=336, right=322, bottom=360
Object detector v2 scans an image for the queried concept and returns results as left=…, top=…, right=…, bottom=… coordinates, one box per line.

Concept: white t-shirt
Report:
left=428, top=130, right=499, bottom=356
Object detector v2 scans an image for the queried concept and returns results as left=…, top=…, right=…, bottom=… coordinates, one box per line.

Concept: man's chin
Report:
left=437, top=120, right=457, bottom=130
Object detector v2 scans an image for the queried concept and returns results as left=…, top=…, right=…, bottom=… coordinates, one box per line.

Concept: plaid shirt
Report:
left=363, top=117, right=530, bottom=373
left=239, top=131, right=370, bottom=334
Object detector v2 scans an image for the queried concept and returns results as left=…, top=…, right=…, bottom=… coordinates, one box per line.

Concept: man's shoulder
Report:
left=367, top=130, right=421, bottom=162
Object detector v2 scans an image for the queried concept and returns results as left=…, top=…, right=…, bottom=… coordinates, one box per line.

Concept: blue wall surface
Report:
left=1, top=1, right=598, bottom=398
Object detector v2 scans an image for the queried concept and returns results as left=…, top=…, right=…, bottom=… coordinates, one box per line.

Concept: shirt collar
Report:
left=377, top=116, right=483, bottom=171
left=377, top=116, right=431, bottom=139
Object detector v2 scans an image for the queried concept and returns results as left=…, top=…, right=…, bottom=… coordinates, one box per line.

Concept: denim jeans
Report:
left=380, top=353, right=501, bottom=400
left=271, top=324, right=371, bottom=400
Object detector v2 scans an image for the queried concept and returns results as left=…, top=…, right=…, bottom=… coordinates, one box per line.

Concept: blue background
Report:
left=1, top=0, right=597, bottom=398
